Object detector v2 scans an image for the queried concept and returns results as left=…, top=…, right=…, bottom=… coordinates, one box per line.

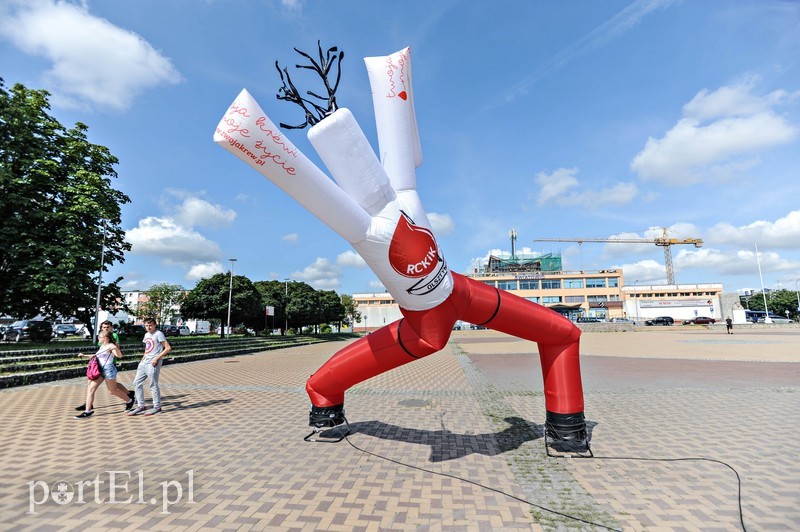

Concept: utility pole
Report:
left=92, top=223, right=107, bottom=345
left=226, top=258, right=237, bottom=337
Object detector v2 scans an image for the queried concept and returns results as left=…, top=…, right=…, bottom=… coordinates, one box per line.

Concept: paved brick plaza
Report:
left=0, top=327, right=798, bottom=530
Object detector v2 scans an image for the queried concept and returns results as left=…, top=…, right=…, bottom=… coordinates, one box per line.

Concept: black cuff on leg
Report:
left=309, top=403, right=346, bottom=428
left=546, top=411, right=586, bottom=441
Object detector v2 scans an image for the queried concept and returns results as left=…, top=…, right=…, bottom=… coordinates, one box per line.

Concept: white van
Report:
left=186, top=320, right=211, bottom=335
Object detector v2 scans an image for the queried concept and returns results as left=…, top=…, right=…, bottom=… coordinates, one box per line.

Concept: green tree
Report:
left=318, top=290, right=345, bottom=332
left=181, top=273, right=263, bottom=334
left=0, top=80, right=130, bottom=324
left=286, top=281, right=319, bottom=333
left=340, top=294, right=361, bottom=331
left=254, top=280, right=289, bottom=334
left=136, top=283, right=186, bottom=325
left=742, top=289, right=799, bottom=320
left=742, top=294, right=765, bottom=312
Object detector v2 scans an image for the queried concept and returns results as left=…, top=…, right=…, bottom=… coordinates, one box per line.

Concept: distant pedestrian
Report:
left=74, top=331, right=135, bottom=419
left=726, top=317, right=733, bottom=334
left=128, top=318, right=171, bottom=416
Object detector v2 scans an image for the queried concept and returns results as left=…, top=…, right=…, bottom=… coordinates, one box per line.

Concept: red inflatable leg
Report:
left=307, top=322, right=412, bottom=408
left=306, top=299, right=458, bottom=410
left=452, top=273, right=586, bottom=439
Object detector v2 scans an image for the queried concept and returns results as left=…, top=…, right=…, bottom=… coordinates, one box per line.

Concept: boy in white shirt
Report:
left=128, top=317, right=171, bottom=416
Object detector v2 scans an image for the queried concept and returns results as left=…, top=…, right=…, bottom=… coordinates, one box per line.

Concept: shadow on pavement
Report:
left=347, top=416, right=551, bottom=462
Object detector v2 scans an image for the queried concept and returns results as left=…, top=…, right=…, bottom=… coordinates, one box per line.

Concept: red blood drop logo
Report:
left=389, top=214, right=439, bottom=278
left=398, top=91, right=408, bottom=101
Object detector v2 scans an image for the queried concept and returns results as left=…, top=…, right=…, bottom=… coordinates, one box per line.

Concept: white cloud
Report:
left=597, top=232, right=657, bottom=258
left=536, top=167, right=579, bottom=205
left=281, top=0, right=303, bottom=12
left=0, top=0, right=182, bottom=111
left=682, top=80, right=793, bottom=121
left=292, top=258, right=340, bottom=290
left=185, top=262, right=224, bottom=281
left=535, top=167, right=637, bottom=207
left=119, top=272, right=146, bottom=290
left=612, top=259, right=668, bottom=285
left=631, top=79, right=799, bottom=185
left=709, top=210, right=800, bottom=249
left=126, top=217, right=222, bottom=265
left=282, top=233, right=299, bottom=242
left=674, top=247, right=800, bottom=276
left=174, top=197, right=236, bottom=228
left=615, top=246, right=800, bottom=284
left=428, top=212, right=455, bottom=236
left=337, top=250, right=367, bottom=268
left=368, top=279, right=386, bottom=291
left=601, top=224, right=704, bottom=259
left=569, top=182, right=638, bottom=207
left=125, top=193, right=237, bottom=278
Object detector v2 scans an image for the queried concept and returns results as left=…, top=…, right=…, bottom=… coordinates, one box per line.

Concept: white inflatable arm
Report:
left=364, top=47, right=429, bottom=229
left=364, top=47, right=422, bottom=192
left=213, top=89, right=370, bottom=243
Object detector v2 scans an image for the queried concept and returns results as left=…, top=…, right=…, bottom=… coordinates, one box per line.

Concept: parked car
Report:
left=52, top=323, right=79, bottom=338
left=162, top=325, right=180, bottom=336
left=645, top=316, right=674, bottom=326
left=2, top=320, right=53, bottom=342
left=609, top=317, right=632, bottom=323
left=757, top=316, right=795, bottom=324
left=577, top=317, right=602, bottom=323
left=682, top=317, right=716, bottom=325
left=117, top=322, right=146, bottom=338
left=178, top=325, right=191, bottom=336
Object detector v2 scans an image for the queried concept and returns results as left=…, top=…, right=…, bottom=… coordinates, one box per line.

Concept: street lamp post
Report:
left=795, top=279, right=800, bottom=313
left=755, top=244, right=772, bottom=323
left=92, top=223, right=107, bottom=345
left=226, top=258, right=237, bottom=337
left=284, top=278, right=289, bottom=335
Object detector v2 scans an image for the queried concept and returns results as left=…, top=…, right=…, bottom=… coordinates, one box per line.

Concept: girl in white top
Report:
left=75, top=330, right=133, bottom=418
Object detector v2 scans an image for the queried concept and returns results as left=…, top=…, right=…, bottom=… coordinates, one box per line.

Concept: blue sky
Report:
left=2, top=0, right=799, bottom=296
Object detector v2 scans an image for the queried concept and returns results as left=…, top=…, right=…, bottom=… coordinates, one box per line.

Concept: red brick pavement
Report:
left=0, top=329, right=797, bottom=530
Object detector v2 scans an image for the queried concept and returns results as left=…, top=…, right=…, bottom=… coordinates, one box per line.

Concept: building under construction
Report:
left=480, top=252, right=562, bottom=274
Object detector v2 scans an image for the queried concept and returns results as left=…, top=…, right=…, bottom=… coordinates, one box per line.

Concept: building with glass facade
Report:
left=352, top=251, right=725, bottom=329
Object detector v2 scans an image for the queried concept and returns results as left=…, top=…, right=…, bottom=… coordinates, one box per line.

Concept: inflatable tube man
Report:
left=214, top=46, right=587, bottom=441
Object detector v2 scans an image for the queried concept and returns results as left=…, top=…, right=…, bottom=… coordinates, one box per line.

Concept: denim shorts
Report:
left=99, top=360, right=118, bottom=380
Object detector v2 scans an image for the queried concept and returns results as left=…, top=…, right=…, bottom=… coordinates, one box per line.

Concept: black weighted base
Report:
left=309, top=403, right=346, bottom=428
left=304, top=417, right=351, bottom=443
left=305, top=404, right=350, bottom=443
left=544, top=411, right=592, bottom=458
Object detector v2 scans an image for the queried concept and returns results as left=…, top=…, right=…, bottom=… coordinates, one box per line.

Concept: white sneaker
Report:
left=127, top=406, right=147, bottom=416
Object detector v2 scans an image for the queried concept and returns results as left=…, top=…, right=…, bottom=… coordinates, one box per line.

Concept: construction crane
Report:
left=532, top=228, right=703, bottom=284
